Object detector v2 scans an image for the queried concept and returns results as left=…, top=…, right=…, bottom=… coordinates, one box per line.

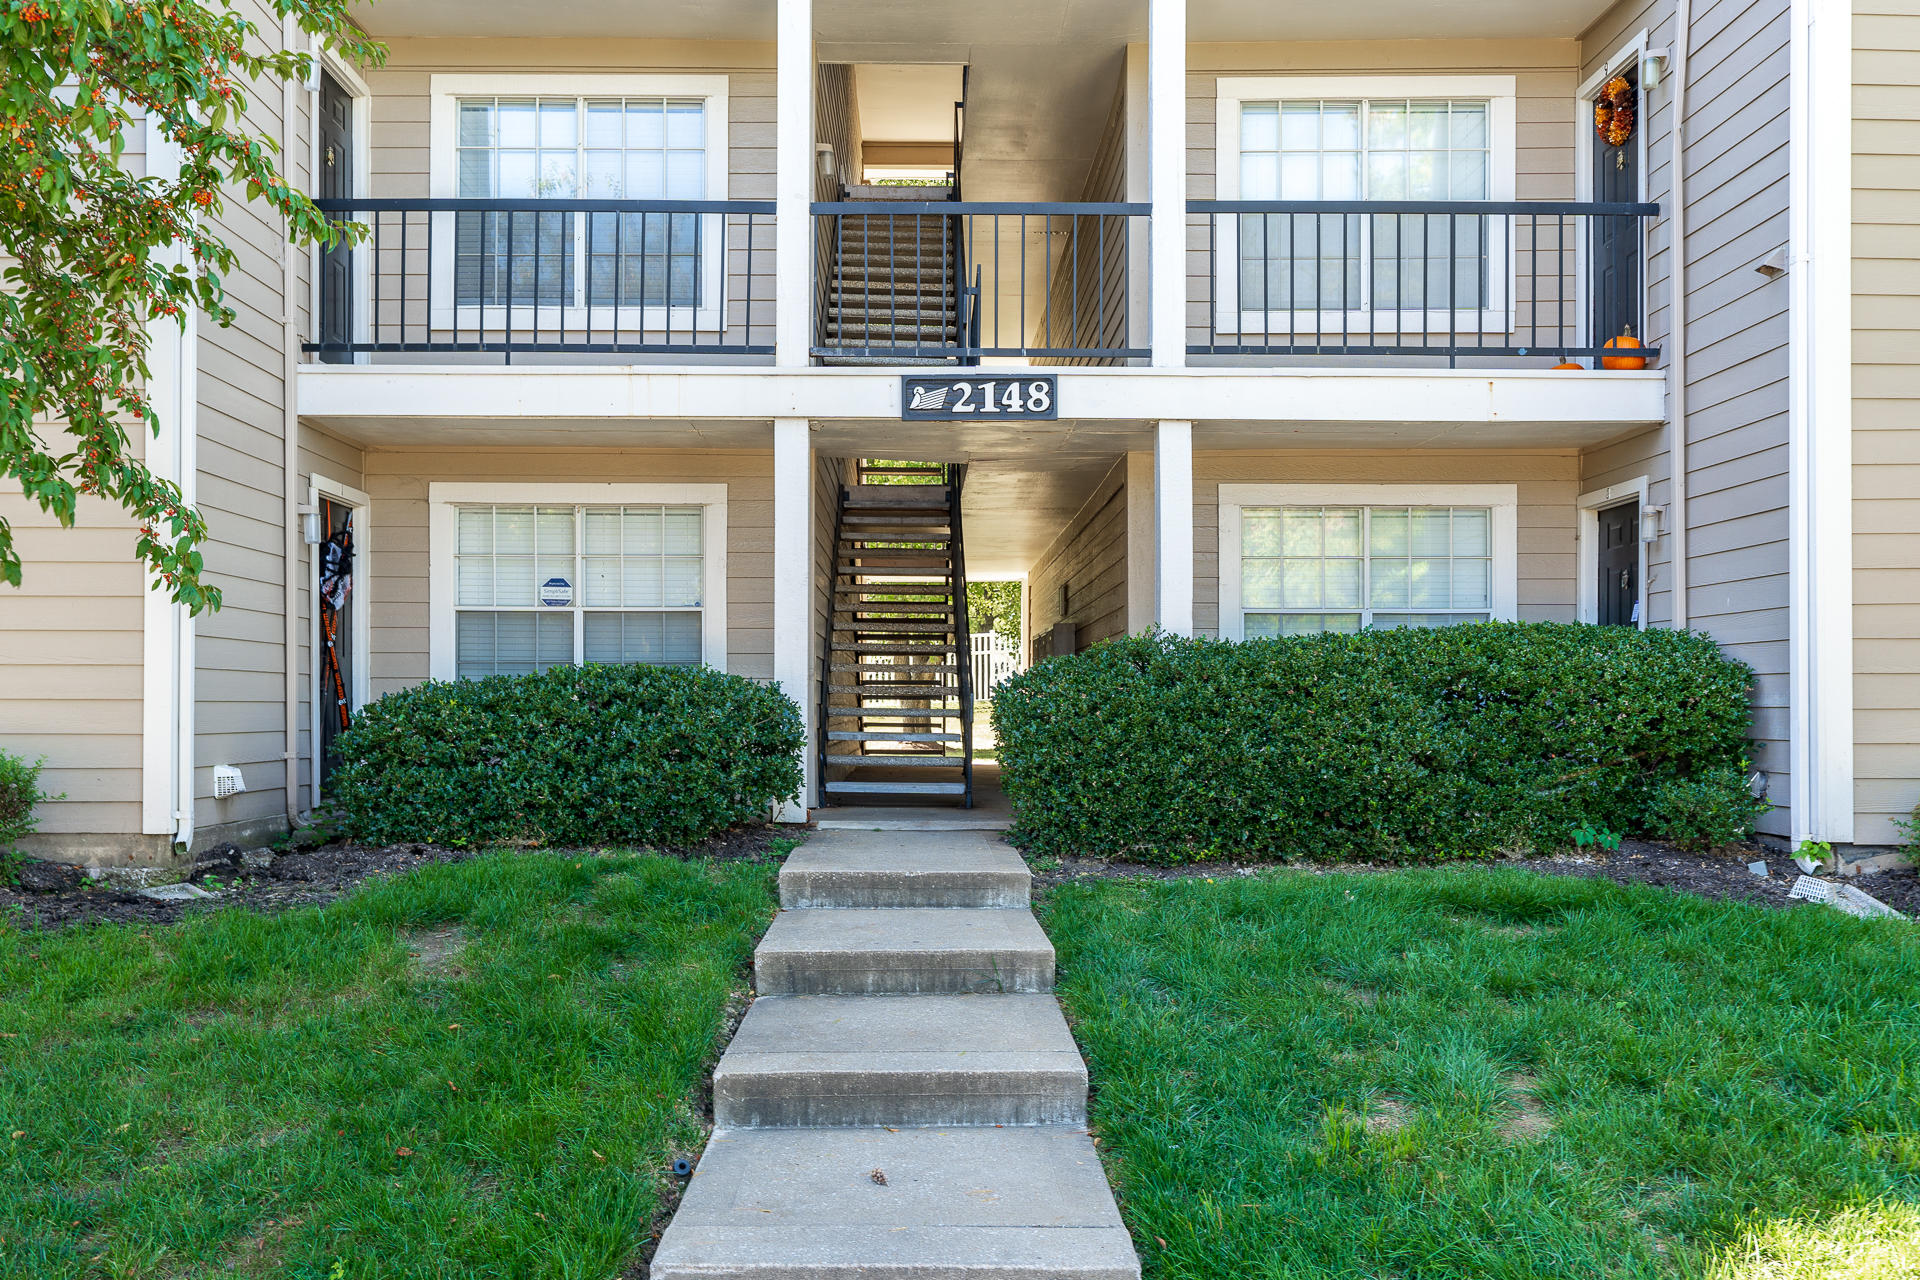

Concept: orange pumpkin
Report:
left=1601, top=328, right=1647, bottom=370
left=1553, top=361, right=1583, bottom=370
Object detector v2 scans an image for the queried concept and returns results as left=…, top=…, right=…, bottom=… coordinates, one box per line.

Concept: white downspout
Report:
left=1668, top=0, right=1690, bottom=630
left=284, top=14, right=311, bottom=829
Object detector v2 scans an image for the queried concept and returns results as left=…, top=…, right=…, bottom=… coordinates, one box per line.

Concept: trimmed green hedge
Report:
left=327, top=664, right=804, bottom=848
left=0, top=750, right=47, bottom=855
left=993, top=624, right=1764, bottom=863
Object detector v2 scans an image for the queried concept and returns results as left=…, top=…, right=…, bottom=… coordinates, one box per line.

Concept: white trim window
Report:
left=1219, top=483, right=1519, bottom=640
left=1214, top=76, right=1517, bottom=337
left=428, top=483, right=728, bottom=680
left=428, top=75, right=730, bottom=333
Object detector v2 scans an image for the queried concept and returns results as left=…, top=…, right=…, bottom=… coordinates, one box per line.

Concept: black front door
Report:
left=1597, top=500, right=1640, bottom=627
left=1591, top=65, right=1641, bottom=356
left=317, top=71, right=354, bottom=363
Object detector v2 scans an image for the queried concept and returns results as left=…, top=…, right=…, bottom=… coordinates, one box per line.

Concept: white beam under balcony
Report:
left=775, top=0, right=814, bottom=366
left=1149, top=0, right=1186, bottom=368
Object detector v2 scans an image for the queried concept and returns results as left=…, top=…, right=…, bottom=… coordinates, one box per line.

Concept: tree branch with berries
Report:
left=1, top=0, right=382, bottom=611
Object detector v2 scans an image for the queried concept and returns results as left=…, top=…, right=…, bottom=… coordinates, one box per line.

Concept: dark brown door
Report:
left=1591, top=65, right=1641, bottom=356
left=1597, top=499, right=1640, bottom=627
left=317, top=71, right=353, bottom=363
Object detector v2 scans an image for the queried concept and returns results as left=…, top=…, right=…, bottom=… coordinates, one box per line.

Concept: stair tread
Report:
left=824, top=753, right=963, bottom=767
left=827, top=731, right=963, bottom=742
left=651, top=1126, right=1136, bottom=1280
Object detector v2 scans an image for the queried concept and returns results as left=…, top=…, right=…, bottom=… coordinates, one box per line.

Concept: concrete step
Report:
left=824, top=779, right=969, bottom=796
left=756, top=908, right=1052, bottom=995
left=713, top=994, right=1083, bottom=1127
left=651, top=1126, right=1138, bottom=1280
left=780, top=830, right=1029, bottom=909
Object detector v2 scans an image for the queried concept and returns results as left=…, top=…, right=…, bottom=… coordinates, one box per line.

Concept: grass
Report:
left=1040, top=868, right=1920, bottom=1280
left=0, top=850, right=778, bottom=1279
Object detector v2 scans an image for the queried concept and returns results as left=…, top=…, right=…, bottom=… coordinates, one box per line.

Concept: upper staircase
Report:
left=818, top=459, right=975, bottom=808
left=817, top=185, right=965, bottom=365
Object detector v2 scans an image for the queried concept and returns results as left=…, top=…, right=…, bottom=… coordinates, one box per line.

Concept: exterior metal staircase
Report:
left=816, top=185, right=967, bottom=365
left=818, top=459, right=975, bottom=807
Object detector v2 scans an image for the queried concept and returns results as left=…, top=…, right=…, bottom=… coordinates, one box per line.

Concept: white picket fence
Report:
left=970, top=631, right=1020, bottom=701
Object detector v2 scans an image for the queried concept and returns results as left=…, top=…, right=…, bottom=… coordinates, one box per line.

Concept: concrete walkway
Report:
left=652, top=828, right=1139, bottom=1279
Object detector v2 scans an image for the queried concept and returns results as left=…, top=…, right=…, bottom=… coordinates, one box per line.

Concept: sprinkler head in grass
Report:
left=672, top=1157, right=694, bottom=1178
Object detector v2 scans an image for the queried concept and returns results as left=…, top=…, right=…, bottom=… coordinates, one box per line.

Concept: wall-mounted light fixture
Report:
left=1640, top=504, right=1666, bottom=544
left=815, top=143, right=836, bottom=178
left=1642, top=48, right=1671, bottom=90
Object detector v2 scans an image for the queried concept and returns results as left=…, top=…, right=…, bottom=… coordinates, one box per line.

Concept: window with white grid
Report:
left=1240, top=505, right=1494, bottom=637
left=453, top=504, right=704, bottom=678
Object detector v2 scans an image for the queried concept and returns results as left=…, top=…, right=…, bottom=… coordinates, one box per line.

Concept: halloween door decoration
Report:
left=318, top=497, right=355, bottom=778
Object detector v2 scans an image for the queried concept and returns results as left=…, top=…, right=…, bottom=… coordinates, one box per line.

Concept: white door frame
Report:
left=309, top=475, right=372, bottom=806
left=1575, top=476, right=1650, bottom=628
left=308, top=47, right=373, bottom=363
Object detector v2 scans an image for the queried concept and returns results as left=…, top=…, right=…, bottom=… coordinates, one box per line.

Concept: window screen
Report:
left=1241, top=505, right=1492, bottom=637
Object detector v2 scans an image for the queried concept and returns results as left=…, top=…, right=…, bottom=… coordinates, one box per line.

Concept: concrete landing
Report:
left=814, top=762, right=1013, bottom=832
left=650, top=1126, right=1138, bottom=1280
left=780, top=829, right=1031, bottom=908
left=755, top=908, right=1055, bottom=995
left=714, top=994, right=1086, bottom=1127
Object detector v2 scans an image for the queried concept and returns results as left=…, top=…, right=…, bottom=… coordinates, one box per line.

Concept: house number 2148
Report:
left=900, top=374, right=1059, bottom=421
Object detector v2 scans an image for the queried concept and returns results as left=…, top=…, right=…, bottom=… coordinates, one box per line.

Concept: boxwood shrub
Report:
left=993, top=623, right=1764, bottom=863
left=327, top=663, right=804, bottom=848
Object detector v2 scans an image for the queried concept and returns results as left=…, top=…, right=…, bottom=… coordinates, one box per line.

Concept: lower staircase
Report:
left=820, top=460, right=975, bottom=809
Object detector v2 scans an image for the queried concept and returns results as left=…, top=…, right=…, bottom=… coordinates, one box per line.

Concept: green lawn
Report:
left=0, top=851, right=777, bottom=1279
left=1041, top=869, right=1920, bottom=1280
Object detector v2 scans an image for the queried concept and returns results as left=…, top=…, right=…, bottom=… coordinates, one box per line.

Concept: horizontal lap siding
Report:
left=1193, top=451, right=1580, bottom=637
left=1854, top=1, right=1920, bottom=843
left=0, top=492, right=147, bottom=838
left=365, top=41, right=777, bottom=357
left=1026, top=459, right=1130, bottom=657
left=1186, top=40, right=1579, bottom=358
left=1582, top=0, right=1792, bottom=837
left=361, top=448, right=774, bottom=696
left=192, top=0, right=308, bottom=840
left=1036, top=74, right=1130, bottom=365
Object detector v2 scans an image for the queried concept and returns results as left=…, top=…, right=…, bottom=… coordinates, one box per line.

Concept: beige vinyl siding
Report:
left=1194, top=451, right=1581, bottom=637
left=361, top=448, right=774, bottom=696
left=1026, top=458, right=1130, bottom=657
left=1036, top=71, right=1130, bottom=365
left=190, top=0, right=311, bottom=842
left=0, top=492, right=148, bottom=842
left=1185, top=40, right=1581, bottom=361
left=1582, top=0, right=1793, bottom=836
left=364, top=40, right=777, bottom=359
left=294, top=427, right=366, bottom=812
left=1853, top=0, right=1920, bottom=844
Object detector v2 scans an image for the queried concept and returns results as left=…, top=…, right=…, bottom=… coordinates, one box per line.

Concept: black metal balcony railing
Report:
left=1188, top=200, right=1661, bottom=367
left=811, top=202, right=1149, bottom=365
left=303, top=197, right=777, bottom=362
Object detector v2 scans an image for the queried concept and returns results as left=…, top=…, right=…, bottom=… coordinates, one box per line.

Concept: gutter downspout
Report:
left=283, top=13, right=311, bottom=831
left=1668, top=0, right=1691, bottom=630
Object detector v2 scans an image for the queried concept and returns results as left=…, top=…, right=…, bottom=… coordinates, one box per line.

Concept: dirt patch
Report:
left=1, top=824, right=799, bottom=932
left=404, top=926, right=468, bottom=974
left=1030, top=839, right=1920, bottom=919
left=1323, top=979, right=1378, bottom=1009
left=1364, top=1097, right=1411, bottom=1136
left=1502, top=1073, right=1553, bottom=1142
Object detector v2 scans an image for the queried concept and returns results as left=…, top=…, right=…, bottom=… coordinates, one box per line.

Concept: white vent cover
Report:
left=212, top=765, right=247, bottom=799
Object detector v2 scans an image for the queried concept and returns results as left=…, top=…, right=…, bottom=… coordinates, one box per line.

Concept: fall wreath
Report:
left=1594, top=75, right=1636, bottom=147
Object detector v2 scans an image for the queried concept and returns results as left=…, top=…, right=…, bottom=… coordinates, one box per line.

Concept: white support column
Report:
left=1148, top=0, right=1187, bottom=368
left=140, top=115, right=198, bottom=851
left=1787, top=0, right=1854, bottom=844
left=1154, top=421, right=1193, bottom=635
left=775, top=0, right=814, bottom=367
left=772, top=418, right=816, bottom=820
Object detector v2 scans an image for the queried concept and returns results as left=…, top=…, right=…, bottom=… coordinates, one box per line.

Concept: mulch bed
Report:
left=1, top=824, right=795, bottom=931
left=1030, top=839, right=1920, bottom=918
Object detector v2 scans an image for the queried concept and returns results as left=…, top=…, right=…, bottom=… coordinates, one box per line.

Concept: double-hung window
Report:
left=430, top=76, right=729, bottom=330
left=1219, top=484, right=1518, bottom=640
left=1216, top=77, right=1516, bottom=335
left=429, top=484, right=728, bottom=681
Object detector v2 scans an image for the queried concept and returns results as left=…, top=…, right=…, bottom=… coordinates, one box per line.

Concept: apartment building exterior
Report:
left=0, top=0, right=1907, bottom=864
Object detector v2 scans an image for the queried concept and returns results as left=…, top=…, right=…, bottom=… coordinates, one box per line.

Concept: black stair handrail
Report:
left=945, top=462, right=975, bottom=809
left=816, top=463, right=850, bottom=803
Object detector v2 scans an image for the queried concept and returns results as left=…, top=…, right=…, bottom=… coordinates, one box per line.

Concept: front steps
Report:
left=650, top=827, right=1140, bottom=1280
